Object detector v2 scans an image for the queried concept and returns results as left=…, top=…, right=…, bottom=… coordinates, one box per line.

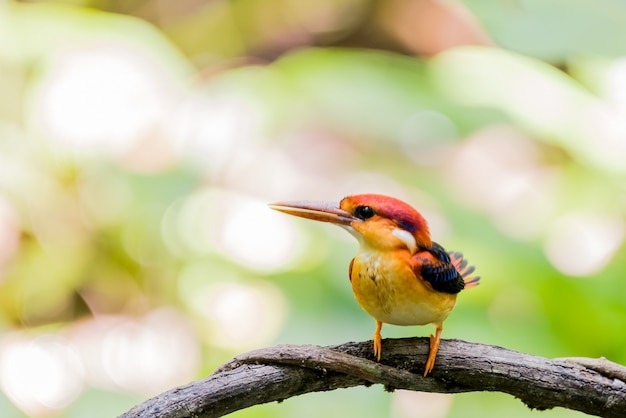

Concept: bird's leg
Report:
left=424, top=324, right=442, bottom=376
left=373, top=320, right=383, bottom=361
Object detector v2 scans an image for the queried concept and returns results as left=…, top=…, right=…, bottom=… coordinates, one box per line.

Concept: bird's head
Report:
left=269, top=194, right=431, bottom=253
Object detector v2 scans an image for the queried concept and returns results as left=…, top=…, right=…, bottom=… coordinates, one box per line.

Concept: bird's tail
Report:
left=449, top=252, right=480, bottom=289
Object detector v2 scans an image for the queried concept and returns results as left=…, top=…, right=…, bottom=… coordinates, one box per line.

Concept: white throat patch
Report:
left=340, top=225, right=365, bottom=244
left=392, top=228, right=417, bottom=253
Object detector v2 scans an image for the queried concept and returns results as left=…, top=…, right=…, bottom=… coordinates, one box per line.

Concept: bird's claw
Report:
left=424, top=334, right=436, bottom=376
left=424, top=328, right=442, bottom=376
left=373, top=333, right=382, bottom=361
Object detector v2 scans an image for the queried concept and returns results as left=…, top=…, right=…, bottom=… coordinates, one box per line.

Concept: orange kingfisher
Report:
left=269, top=194, right=479, bottom=376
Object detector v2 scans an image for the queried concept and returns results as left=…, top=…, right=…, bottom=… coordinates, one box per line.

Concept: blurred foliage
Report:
left=1, top=0, right=626, bottom=417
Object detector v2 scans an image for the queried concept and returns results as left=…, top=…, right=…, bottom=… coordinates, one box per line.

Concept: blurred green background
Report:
left=1, top=0, right=625, bottom=417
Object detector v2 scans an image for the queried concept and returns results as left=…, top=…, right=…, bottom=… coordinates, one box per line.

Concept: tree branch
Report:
left=119, top=338, right=626, bottom=418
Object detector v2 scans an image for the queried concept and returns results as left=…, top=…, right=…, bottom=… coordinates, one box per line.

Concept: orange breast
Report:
left=350, top=249, right=457, bottom=326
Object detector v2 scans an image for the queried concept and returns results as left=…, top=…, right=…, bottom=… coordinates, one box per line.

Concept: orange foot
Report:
left=373, top=320, right=383, bottom=361
left=424, top=325, right=442, bottom=376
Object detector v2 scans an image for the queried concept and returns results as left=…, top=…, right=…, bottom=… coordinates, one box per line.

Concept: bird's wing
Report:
left=411, top=242, right=477, bottom=294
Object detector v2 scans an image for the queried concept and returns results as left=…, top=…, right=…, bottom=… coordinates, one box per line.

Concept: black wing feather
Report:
left=419, top=242, right=465, bottom=294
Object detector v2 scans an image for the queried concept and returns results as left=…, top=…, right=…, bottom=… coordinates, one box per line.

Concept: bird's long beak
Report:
left=269, top=201, right=356, bottom=226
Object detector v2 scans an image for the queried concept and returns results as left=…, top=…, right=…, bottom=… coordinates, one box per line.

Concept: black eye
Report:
left=354, top=205, right=375, bottom=220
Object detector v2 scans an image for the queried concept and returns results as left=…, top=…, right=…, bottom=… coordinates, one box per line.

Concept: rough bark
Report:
left=120, top=338, right=626, bottom=418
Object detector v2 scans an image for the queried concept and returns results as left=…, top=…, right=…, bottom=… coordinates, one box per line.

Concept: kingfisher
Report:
left=269, top=194, right=479, bottom=376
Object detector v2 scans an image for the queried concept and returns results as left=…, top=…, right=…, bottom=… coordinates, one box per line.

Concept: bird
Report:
left=269, top=193, right=479, bottom=376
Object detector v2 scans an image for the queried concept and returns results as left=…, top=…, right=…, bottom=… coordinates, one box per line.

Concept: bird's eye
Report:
left=354, top=205, right=375, bottom=220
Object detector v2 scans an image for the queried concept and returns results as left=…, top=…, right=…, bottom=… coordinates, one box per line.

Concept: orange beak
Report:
left=269, top=201, right=357, bottom=226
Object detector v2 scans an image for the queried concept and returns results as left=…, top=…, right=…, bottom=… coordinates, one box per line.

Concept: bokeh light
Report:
left=32, top=44, right=177, bottom=157
left=197, top=281, right=287, bottom=350
left=163, top=189, right=304, bottom=272
left=98, top=309, right=199, bottom=394
left=391, top=391, right=452, bottom=418
left=218, top=198, right=300, bottom=271
left=176, top=260, right=288, bottom=350
left=166, top=90, right=265, bottom=175
left=445, top=125, right=559, bottom=240
left=0, top=333, right=84, bottom=417
left=544, top=211, right=625, bottom=276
